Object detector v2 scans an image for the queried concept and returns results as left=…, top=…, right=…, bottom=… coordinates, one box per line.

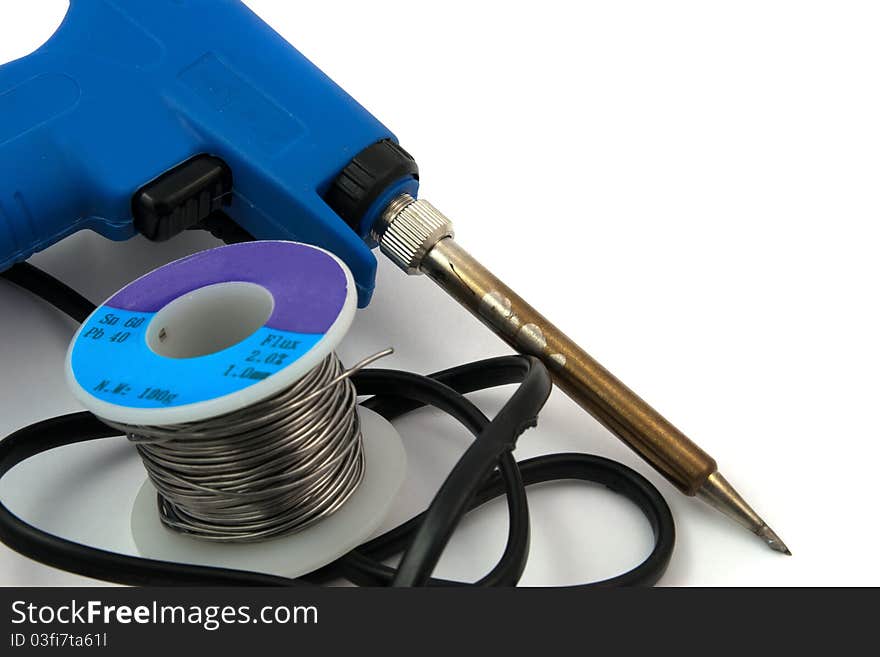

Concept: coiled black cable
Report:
left=1, top=262, right=94, bottom=323
left=0, top=262, right=675, bottom=587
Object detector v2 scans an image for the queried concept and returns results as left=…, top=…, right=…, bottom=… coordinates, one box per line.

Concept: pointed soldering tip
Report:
left=756, top=523, right=792, bottom=556
left=696, top=471, right=792, bottom=556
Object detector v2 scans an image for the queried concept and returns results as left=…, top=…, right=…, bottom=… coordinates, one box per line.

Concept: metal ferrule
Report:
left=374, top=195, right=454, bottom=274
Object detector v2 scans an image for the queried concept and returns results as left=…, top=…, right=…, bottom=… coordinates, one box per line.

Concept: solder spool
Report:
left=65, top=241, right=406, bottom=578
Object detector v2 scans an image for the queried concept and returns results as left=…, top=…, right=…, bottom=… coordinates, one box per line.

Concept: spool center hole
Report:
left=146, top=282, right=275, bottom=359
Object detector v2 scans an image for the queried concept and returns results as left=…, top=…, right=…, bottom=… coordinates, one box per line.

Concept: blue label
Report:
left=71, top=307, right=323, bottom=409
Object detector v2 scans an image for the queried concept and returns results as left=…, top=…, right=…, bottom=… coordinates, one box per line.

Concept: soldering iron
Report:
left=0, top=0, right=789, bottom=587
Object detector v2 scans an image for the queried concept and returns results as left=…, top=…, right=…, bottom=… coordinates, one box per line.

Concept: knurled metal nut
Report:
left=379, top=198, right=454, bottom=274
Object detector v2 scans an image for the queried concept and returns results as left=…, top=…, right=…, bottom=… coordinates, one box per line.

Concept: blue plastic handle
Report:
left=0, top=0, right=402, bottom=305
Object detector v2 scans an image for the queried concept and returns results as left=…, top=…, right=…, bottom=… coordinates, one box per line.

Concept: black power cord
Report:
left=1, top=262, right=95, bottom=323
left=0, top=263, right=675, bottom=587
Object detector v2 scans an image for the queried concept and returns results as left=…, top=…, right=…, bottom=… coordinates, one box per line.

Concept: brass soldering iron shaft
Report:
left=422, top=237, right=714, bottom=494
left=375, top=195, right=790, bottom=554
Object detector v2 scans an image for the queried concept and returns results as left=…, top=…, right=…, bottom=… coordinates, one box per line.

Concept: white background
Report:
left=1, top=1, right=878, bottom=586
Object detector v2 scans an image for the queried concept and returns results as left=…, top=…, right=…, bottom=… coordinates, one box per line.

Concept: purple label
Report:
left=108, top=242, right=347, bottom=334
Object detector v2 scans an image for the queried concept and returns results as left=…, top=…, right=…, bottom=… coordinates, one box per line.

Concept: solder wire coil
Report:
left=65, top=241, right=404, bottom=554
left=107, top=353, right=375, bottom=543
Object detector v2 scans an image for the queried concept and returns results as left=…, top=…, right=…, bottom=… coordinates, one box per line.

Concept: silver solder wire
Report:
left=104, top=349, right=392, bottom=543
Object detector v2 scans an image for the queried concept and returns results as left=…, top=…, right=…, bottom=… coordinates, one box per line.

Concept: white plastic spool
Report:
left=65, top=241, right=405, bottom=577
